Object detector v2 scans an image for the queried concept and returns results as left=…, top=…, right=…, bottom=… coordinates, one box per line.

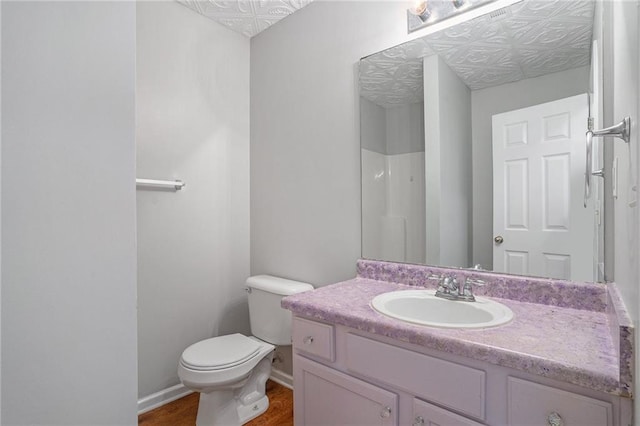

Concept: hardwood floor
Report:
left=138, top=380, right=293, bottom=426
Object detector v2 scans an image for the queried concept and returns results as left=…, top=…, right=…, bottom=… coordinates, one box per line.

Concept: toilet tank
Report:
left=246, top=275, right=313, bottom=345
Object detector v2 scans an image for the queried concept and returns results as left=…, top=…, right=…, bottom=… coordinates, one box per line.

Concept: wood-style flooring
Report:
left=138, top=380, right=293, bottom=426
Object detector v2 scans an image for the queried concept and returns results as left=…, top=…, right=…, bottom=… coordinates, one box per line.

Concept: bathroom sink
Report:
left=371, top=290, right=514, bottom=329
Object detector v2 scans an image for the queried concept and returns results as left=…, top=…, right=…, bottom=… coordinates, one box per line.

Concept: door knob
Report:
left=494, top=235, right=504, bottom=244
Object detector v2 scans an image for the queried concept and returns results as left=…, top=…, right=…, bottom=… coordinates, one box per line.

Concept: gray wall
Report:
left=250, top=1, right=413, bottom=286
left=1, top=2, right=138, bottom=423
left=424, top=56, right=442, bottom=266
left=424, top=55, right=472, bottom=268
left=136, top=1, right=250, bottom=399
left=437, top=57, right=472, bottom=268
left=386, top=102, right=425, bottom=155
left=361, top=97, right=387, bottom=154
left=609, top=0, right=639, bottom=322
left=1, top=1, right=3, bottom=414
left=361, top=98, right=424, bottom=156
left=600, top=0, right=640, bottom=415
left=470, top=66, right=590, bottom=270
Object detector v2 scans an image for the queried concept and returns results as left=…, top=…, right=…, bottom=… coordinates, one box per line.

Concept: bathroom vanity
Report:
left=282, top=260, right=634, bottom=425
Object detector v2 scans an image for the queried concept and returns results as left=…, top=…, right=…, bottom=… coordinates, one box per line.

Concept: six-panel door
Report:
left=492, top=94, right=594, bottom=281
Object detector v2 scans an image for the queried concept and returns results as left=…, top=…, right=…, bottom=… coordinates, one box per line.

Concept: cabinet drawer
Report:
left=507, top=377, right=612, bottom=426
left=292, top=317, right=335, bottom=362
left=346, top=334, right=485, bottom=421
left=413, top=398, right=483, bottom=426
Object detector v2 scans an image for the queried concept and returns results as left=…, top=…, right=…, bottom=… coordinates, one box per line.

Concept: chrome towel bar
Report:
left=136, top=178, right=185, bottom=191
left=591, top=116, right=631, bottom=144
left=584, top=116, right=630, bottom=207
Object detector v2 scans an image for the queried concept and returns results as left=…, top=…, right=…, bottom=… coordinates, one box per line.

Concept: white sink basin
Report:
left=371, top=290, right=514, bottom=329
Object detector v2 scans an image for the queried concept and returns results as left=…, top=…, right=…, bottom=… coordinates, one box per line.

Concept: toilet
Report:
left=178, top=275, right=313, bottom=426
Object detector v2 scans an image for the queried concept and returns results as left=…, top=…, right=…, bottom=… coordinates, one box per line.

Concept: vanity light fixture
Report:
left=452, top=0, right=467, bottom=9
left=407, top=0, right=523, bottom=34
left=410, top=0, right=432, bottom=22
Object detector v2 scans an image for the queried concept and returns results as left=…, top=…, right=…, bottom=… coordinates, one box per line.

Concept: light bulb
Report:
left=410, top=0, right=431, bottom=21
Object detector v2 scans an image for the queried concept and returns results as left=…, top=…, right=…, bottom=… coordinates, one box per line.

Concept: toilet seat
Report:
left=180, top=334, right=262, bottom=371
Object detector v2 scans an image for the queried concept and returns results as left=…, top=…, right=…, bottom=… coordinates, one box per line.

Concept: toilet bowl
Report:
left=178, top=334, right=275, bottom=425
left=178, top=275, right=313, bottom=426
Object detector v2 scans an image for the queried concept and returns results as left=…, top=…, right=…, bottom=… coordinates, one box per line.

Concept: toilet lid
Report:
left=180, top=334, right=262, bottom=371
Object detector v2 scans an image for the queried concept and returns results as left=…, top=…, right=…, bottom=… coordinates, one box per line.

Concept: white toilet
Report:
left=178, top=275, right=313, bottom=426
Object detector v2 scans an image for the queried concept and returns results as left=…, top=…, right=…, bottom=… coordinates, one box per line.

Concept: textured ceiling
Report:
left=360, top=0, right=594, bottom=108
left=177, top=0, right=314, bottom=38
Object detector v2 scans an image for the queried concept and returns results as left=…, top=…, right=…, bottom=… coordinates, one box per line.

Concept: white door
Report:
left=492, top=94, right=594, bottom=281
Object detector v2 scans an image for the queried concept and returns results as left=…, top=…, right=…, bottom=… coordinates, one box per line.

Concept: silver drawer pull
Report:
left=413, top=415, right=425, bottom=425
left=379, top=406, right=391, bottom=418
left=548, top=412, right=564, bottom=426
left=303, top=336, right=314, bottom=345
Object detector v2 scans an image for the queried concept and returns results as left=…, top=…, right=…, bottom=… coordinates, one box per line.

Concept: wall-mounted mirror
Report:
left=359, top=0, right=605, bottom=282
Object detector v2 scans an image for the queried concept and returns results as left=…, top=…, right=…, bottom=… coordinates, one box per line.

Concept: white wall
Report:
left=361, top=148, right=387, bottom=260
left=1, top=2, right=138, bottom=424
left=136, top=1, right=250, bottom=399
left=361, top=149, right=425, bottom=264
left=250, top=1, right=413, bottom=285
left=386, top=152, right=426, bottom=263
left=471, top=66, right=590, bottom=270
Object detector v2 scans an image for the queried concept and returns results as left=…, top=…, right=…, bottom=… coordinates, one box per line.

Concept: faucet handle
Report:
left=434, top=275, right=456, bottom=295
left=460, top=277, right=485, bottom=301
left=465, top=277, right=485, bottom=286
left=443, top=276, right=459, bottom=292
left=435, top=279, right=448, bottom=295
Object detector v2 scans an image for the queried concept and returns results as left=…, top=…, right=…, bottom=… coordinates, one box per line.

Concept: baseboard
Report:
left=138, top=371, right=292, bottom=415
left=137, top=383, right=193, bottom=415
left=270, top=368, right=293, bottom=390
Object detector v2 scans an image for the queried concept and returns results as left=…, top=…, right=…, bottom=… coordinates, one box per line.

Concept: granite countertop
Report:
left=282, top=260, right=633, bottom=397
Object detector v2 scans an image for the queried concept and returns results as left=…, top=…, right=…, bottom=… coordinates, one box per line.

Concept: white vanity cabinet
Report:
left=292, top=317, right=631, bottom=426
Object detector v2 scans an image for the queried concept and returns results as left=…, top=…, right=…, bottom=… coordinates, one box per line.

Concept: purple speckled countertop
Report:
left=282, top=260, right=633, bottom=397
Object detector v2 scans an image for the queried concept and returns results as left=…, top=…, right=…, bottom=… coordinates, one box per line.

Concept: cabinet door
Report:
left=413, top=398, right=484, bottom=426
left=295, top=355, right=398, bottom=426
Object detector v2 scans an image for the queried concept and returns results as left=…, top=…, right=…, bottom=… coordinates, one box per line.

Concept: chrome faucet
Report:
left=434, top=275, right=485, bottom=302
